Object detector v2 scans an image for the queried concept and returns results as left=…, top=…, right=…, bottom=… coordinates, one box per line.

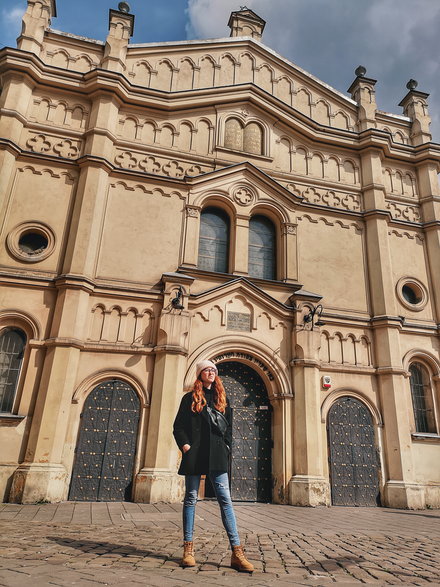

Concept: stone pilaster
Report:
left=399, top=80, right=431, bottom=146
left=17, top=0, right=56, bottom=56
left=228, top=8, right=266, bottom=41
left=0, top=74, right=34, bottom=219
left=289, top=325, right=330, bottom=506
left=102, top=5, right=135, bottom=73
left=348, top=66, right=377, bottom=132
left=181, top=206, right=201, bottom=268
left=361, top=144, right=423, bottom=508
left=134, top=273, right=194, bottom=502
left=9, top=285, right=90, bottom=503
left=418, top=159, right=440, bottom=321
left=283, top=222, right=298, bottom=282
left=233, top=215, right=249, bottom=275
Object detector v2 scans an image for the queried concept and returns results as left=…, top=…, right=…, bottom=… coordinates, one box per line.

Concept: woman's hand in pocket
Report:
left=182, top=444, right=191, bottom=453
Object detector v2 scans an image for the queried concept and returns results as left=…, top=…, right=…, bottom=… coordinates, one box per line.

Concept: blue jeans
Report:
left=183, top=472, right=240, bottom=547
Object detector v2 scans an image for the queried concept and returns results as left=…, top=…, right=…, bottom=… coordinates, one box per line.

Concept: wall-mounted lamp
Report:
left=171, top=286, right=184, bottom=310
left=303, top=304, right=325, bottom=330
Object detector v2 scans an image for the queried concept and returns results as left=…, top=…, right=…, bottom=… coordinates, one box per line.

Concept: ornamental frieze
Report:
left=286, top=183, right=362, bottom=212
left=25, top=132, right=82, bottom=159
left=114, top=149, right=213, bottom=178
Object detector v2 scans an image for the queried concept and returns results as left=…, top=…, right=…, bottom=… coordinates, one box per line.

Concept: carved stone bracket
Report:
left=186, top=206, right=200, bottom=218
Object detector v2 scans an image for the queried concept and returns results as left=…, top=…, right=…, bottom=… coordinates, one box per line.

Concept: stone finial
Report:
left=17, top=0, right=57, bottom=55
left=347, top=67, right=378, bottom=131
left=399, top=81, right=431, bottom=145
left=102, top=4, right=135, bottom=73
left=228, top=7, right=266, bottom=41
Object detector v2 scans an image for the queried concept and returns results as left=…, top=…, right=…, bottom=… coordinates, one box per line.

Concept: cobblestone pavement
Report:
left=0, top=501, right=439, bottom=586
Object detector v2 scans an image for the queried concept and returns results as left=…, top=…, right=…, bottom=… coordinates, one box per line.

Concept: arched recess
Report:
left=402, top=349, right=440, bottom=434
left=323, top=390, right=382, bottom=507
left=321, top=388, right=383, bottom=426
left=197, top=205, right=231, bottom=273
left=248, top=214, right=277, bottom=280
left=185, top=336, right=292, bottom=503
left=68, top=371, right=149, bottom=502
left=0, top=310, right=41, bottom=414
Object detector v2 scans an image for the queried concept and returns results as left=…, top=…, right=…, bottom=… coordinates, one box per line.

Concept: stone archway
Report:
left=327, top=396, right=380, bottom=506
left=69, top=379, right=140, bottom=501
left=216, top=361, right=272, bottom=502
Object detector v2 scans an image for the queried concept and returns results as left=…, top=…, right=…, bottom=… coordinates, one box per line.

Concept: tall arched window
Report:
left=198, top=207, right=230, bottom=273
left=0, top=328, right=26, bottom=413
left=248, top=215, right=276, bottom=280
left=409, top=363, right=437, bottom=433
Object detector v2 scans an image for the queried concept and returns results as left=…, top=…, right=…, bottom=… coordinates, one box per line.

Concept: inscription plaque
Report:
left=227, top=311, right=251, bottom=332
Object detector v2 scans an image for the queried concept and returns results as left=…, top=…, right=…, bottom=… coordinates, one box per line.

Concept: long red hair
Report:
left=191, top=376, right=226, bottom=414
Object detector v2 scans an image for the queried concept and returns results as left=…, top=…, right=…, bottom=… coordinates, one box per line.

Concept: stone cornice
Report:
left=2, top=47, right=439, bottom=163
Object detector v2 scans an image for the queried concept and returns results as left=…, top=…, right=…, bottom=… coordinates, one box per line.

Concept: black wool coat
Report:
left=173, top=391, right=232, bottom=475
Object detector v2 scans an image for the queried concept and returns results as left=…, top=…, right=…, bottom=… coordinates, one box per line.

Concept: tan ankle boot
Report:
left=181, top=541, right=196, bottom=567
left=231, top=545, right=254, bottom=573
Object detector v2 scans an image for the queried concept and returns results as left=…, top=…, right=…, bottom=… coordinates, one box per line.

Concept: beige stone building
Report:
left=0, top=0, right=439, bottom=508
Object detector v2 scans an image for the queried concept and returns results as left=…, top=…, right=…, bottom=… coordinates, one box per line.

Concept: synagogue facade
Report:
left=0, top=0, right=439, bottom=508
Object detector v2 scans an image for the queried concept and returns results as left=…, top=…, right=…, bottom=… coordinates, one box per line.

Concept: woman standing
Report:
left=173, top=360, right=254, bottom=573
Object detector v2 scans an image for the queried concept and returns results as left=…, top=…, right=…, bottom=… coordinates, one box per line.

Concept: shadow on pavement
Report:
left=383, top=511, right=440, bottom=520
left=46, top=536, right=181, bottom=564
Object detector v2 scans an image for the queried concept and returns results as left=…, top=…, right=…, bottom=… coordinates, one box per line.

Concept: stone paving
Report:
left=0, top=501, right=439, bottom=586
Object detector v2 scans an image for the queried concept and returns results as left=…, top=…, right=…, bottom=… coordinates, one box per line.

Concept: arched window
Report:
left=198, top=207, right=230, bottom=273
left=224, top=118, right=264, bottom=155
left=409, top=363, right=437, bottom=433
left=248, top=215, right=276, bottom=280
left=243, top=122, right=263, bottom=155
left=0, top=328, right=26, bottom=413
left=224, top=118, right=243, bottom=151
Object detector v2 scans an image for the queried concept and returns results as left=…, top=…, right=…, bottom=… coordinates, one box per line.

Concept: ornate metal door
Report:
left=217, top=361, right=272, bottom=502
left=69, top=380, right=140, bottom=501
left=327, top=397, right=380, bottom=506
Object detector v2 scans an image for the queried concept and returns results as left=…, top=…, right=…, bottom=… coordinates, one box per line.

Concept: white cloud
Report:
left=186, top=0, right=440, bottom=142
left=2, top=6, right=23, bottom=25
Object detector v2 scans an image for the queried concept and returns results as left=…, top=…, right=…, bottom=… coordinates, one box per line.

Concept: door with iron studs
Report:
left=69, top=379, right=140, bottom=501
left=327, top=396, right=380, bottom=506
left=217, top=361, right=272, bottom=502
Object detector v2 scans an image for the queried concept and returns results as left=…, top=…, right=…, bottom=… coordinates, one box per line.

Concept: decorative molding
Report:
left=114, top=149, right=212, bottom=178
left=25, top=132, right=81, bottom=159
left=297, top=214, right=363, bottom=233
left=386, top=201, right=421, bottom=223
left=186, top=206, right=200, bottom=218
left=286, top=183, right=361, bottom=212
left=231, top=184, right=257, bottom=206
left=283, top=223, right=297, bottom=235
left=388, top=229, right=424, bottom=241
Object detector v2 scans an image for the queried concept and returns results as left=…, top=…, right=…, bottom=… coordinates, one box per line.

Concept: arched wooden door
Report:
left=217, top=361, right=272, bottom=502
left=69, top=379, right=140, bottom=501
left=327, top=396, right=380, bottom=506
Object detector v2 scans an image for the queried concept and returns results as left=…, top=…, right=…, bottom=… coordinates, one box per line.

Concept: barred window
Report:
left=198, top=207, right=230, bottom=273
left=0, top=328, right=26, bottom=413
left=409, top=363, right=436, bottom=433
left=249, top=215, right=276, bottom=280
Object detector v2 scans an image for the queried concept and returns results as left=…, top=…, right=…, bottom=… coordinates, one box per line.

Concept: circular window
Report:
left=7, top=222, right=55, bottom=263
left=396, top=277, right=428, bottom=311
left=18, top=232, right=49, bottom=255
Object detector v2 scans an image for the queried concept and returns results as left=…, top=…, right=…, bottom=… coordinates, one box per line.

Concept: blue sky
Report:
left=1, top=0, right=440, bottom=141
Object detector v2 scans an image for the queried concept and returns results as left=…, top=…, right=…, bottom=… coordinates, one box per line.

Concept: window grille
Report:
left=198, top=208, right=230, bottom=273
left=409, top=363, right=436, bottom=433
left=249, top=215, right=276, bottom=280
left=0, top=328, right=26, bottom=413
